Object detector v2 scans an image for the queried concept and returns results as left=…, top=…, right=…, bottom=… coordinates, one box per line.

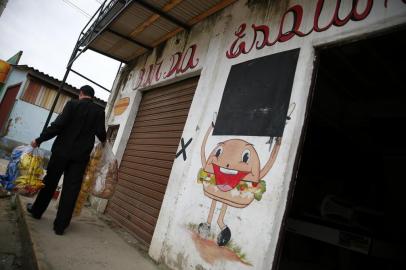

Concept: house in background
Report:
left=0, top=65, right=105, bottom=153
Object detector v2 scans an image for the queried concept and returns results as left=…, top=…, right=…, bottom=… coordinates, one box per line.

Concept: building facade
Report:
left=99, top=1, right=406, bottom=269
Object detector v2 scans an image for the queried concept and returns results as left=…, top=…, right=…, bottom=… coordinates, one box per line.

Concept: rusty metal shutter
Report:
left=106, top=76, right=198, bottom=245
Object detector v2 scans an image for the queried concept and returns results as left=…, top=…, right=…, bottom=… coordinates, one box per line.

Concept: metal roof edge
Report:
left=13, top=65, right=107, bottom=107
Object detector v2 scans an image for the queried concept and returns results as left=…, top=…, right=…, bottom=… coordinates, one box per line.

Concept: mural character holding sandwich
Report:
left=197, top=122, right=281, bottom=246
left=195, top=49, right=299, bottom=249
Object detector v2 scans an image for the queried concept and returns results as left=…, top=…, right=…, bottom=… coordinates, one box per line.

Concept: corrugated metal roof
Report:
left=13, top=65, right=106, bottom=107
left=94, top=32, right=122, bottom=49
left=135, top=17, right=179, bottom=45
left=168, top=0, right=218, bottom=22
left=109, top=8, right=149, bottom=35
left=80, top=0, right=238, bottom=63
left=148, top=0, right=168, bottom=10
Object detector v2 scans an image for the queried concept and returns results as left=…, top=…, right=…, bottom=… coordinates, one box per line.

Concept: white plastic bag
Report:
left=73, top=143, right=103, bottom=216
left=91, top=142, right=118, bottom=199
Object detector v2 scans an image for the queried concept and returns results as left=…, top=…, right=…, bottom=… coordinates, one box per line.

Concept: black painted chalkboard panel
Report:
left=213, top=49, right=300, bottom=137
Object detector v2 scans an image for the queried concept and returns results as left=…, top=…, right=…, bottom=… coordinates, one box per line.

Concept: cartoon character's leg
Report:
left=198, top=199, right=216, bottom=238
left=216, top=203, right=231, bottom=246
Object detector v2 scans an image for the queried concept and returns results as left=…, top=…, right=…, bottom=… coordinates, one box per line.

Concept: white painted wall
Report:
left=5, top=100, right=58, bottom=151
left=107, top=1, right=406, bottom=269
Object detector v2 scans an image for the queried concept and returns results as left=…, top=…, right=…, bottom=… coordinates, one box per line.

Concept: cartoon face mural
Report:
left=190, top=49, right=299, bottom=265
left=197, top=122, right=281, bottom=247
left=203, top=134, right=281, bottom=187
left=204, top=139, right=261, bottom=188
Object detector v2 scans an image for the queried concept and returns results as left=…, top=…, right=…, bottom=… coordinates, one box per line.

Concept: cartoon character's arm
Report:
left=201, top=122, right=214, bottom=168
left=259, top=137, right=282, bottom=179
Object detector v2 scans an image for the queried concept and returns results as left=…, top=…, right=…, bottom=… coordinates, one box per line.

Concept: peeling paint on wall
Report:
left=5, top=100, right=58, bottom=151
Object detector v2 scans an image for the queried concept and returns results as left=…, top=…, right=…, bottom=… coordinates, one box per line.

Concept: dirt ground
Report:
left=0, top=196, right=34, bottom=270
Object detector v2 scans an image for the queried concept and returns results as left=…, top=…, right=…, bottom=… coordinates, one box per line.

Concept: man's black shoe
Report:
left=26, top=203, right=41, bottom=219
left=53, top=228, right=64, bottom=236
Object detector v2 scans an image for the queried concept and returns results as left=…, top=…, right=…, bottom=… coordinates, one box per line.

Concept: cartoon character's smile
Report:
left=219, top=166, right=238, bottom=175
left=212, top=164, right=248, bottom=191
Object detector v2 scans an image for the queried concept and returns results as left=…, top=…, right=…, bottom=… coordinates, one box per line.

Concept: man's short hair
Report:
left=80, top=85, right=95, bottom=97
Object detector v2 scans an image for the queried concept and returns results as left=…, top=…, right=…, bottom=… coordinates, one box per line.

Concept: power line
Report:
left=62, top=0, right=91, bottom=18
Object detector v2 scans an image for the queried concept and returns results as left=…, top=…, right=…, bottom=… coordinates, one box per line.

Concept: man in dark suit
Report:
left=27, top=85, right=107, bottom=235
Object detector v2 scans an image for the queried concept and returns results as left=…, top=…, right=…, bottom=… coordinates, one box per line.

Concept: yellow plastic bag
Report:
left=14, top=146, right=45, bottom=197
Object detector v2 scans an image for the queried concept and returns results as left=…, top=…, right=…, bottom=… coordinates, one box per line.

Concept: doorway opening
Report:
left=277, top=29, right=406, bottom=270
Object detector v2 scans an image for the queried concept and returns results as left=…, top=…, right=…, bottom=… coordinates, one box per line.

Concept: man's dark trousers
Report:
left=31, top=154, right=88, bottom=231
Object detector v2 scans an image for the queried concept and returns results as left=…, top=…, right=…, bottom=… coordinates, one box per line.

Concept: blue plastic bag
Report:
left=0, top=145, right=31, bottom=191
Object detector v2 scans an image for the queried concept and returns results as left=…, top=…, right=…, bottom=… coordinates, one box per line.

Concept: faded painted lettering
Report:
left=226, top=0, right=402, bottom=59
left=132, top=44, right=199, bottom=90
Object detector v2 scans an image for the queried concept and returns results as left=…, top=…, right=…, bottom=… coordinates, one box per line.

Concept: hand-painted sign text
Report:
left=131, top=44, right=199, bottom=90
left=226, top=0, right=405, bottom=59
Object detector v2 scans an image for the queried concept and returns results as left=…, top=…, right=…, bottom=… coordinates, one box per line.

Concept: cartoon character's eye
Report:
left=242, top=149, right=250, bottom=163
left=215, top=146, right=223, bottom=158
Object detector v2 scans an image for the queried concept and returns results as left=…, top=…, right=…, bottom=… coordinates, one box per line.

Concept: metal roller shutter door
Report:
left=106, top=77, right=198, bottom=245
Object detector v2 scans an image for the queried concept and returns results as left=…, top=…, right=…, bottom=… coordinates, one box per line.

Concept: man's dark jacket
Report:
left=36, top=99, right=107, bottom=161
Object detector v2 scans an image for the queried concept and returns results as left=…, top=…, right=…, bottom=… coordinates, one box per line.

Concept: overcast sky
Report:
left=0, top=0, right=120, bottom=101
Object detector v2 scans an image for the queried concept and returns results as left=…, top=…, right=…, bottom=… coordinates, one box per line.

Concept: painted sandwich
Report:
left=197, top=154, right=267, bottom=208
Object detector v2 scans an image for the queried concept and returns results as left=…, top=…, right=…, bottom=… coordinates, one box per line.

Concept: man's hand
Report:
left=31, top=140, right=38, bottom=148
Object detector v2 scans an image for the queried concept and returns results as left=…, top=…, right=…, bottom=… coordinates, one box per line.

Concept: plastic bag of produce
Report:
left=14, top=146, right=45, bottom=197
left=0, top=145, right=27, bottom=191
left=73, top=143, right=103, bottom=216
left=91, top=142, right=118, bottom=199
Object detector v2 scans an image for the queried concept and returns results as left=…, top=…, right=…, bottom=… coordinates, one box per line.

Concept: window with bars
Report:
left=20, top=78, right=74, bottom=114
